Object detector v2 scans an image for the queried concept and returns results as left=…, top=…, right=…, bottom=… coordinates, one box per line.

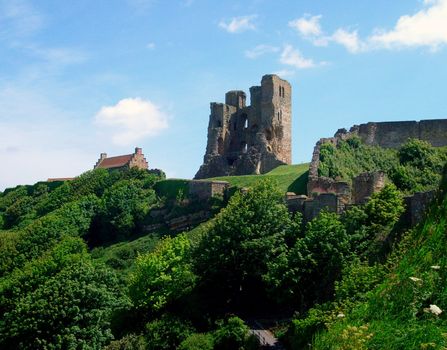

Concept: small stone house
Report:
left=94, top=147, right=148, bottom=171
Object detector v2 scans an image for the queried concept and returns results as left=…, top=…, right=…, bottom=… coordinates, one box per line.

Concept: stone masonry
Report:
left=195, top=74, right=292, bottom=179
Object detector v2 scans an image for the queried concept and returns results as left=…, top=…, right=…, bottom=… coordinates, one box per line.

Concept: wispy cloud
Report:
left=290, top=1, right=447, bottom=54
left=219, top=15, right=257, bottom=33
left=0, top=0, right=44, bottom=39
left=95, top=98, right=169, bottom=146
left=146, top=42, right=156, bottom=49
left=332, top=29, right=367, bottom=53
left=245, top=44, right=279, bottom=59
left=289, top=14, right=322, bottom=37
left=369, top=0, right=447, bottom=50
left=279, top=45, right=320, bottom=69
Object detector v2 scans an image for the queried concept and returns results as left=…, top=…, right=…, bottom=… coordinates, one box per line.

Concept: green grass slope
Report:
left=312, top=171, right=447, bottom=350
left=154, top=164, right=309, bottom=199
left=209, top=163, right=309, bottom=194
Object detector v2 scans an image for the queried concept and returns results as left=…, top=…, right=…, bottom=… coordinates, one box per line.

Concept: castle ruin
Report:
left=195, top=74, right=292, bottom=179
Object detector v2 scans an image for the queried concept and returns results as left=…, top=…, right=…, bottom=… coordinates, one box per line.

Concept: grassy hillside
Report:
left=154, top=164, right=309, bottom=199
left=209, top=163, right=309, bottom=194
left=290, top=169, right=447, bottom=349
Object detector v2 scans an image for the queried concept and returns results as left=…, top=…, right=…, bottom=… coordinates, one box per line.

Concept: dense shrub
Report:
left=194, top=180, right=298, bottom=307
left=144, top=314, right=194, bottom=350
left=0, top=237, right=125, bottom=350
left=318, top=137, right=447, bottom=194
left=129, top=234, right=196, bottom=312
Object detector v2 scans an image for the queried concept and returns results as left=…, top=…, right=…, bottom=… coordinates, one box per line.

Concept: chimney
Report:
left=100, top=153, right=107, bottom=159
left=135, top=147, right=142, bottom=155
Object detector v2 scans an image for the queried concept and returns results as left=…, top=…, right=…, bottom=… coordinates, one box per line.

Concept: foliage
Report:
left=98, top=179, right=157, bottom=242
left=0, top=237, right=125, bottom=350
left=194, top=180, right=297, bottom=305
left=178, top=333, right=214, bottom=350
left=309, top=167, right=447, bottom=349
left=266, top=211, right=351, bottom=307
left=144, top=314, right=194, bottom=350
left=213, top=316, right=256, bottom=350
left=129, top=234, right=196, bottom=312
left=318, top=137, right=447, bottom=194
left=103, top=334, right=147, bottom=350
left=91, top=233, right=160, bottom=275
left=0, top=195, right=100, bottom=277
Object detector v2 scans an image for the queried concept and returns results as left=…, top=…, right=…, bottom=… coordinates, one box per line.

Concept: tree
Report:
left=98, top=179, right=157, bottom=242
left=194, top=180, right=297, bottom=307
left=266, top=211, right=351, bottom=308
left=129, top=234, right=196, bottom=313
left=144, top=314, right=193, bottom=350
left=0, top=237, right=125, bottom=350
left=213, top=316, right=257, bottom=350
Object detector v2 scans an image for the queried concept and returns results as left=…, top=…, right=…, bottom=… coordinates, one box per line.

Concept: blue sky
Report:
left=1, top=0, right=447, bottom=190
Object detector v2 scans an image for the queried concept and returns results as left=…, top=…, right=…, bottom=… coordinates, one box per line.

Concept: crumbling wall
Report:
left=307, top=118, right=447, bottom=209
left=350, top=119, right=447, bottom=149
left=188, top=180, right=229, bottom=200
left=352, top=171, right=386, bottom=205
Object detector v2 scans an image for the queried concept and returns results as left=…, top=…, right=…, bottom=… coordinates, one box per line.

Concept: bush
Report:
left=145, top=314, right=193, bottom=350
left=129, top=234, right=196, bottom=312
left=0, top=237, right=125, bottom=350
left=214, top=316, right=253, bottom=350
left=178, top=333, right=214, bottom=350
left=104, top=334, right=147, bottom=350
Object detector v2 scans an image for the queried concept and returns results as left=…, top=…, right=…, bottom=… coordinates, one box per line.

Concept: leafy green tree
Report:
left=266, top=211, right=351, bottom=308
left=213, top=316, right=257, bottom=350
left=104, top=334, right=147, bottom=350
left=0, top=195, right=100, bottom=277
left=178, top=333, right=214, bottom=350
left=364, top=183, right=404, bottom=228
left=129, top=234, right=196, bottom=312
left=98, top=179, right=157, bottom=242
left=144, top=314, right=194, bottom=350
left=194, top=180, right=296, bottom=305
left=0, top=237, right=125, bottom=350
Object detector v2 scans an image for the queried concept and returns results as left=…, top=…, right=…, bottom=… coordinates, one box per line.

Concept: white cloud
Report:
left=219, top=15, right=257, bottom=33
left=245, top=44, right=279, bottom=59
left=279, top=45, right=318, bottom=69
left=332, top=29, right=367, bottom=53
left=294, top=1, right=447, bottom=53
left=95, top=98, right=169, bottom=146
left=289, top=15, right=322, bottom=37
left=369, top=0, right=447, bottom=50
left=0, top=0, right=43, bottom=39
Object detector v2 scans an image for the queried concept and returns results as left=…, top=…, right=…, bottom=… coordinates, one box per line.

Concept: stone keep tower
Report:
left=195, top=74, right=292, bottom=179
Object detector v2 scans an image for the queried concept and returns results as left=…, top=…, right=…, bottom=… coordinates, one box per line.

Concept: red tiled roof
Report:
left=97, top=154, right=132, bottom=169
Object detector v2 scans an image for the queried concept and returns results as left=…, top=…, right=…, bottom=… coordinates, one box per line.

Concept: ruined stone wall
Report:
left=350, top=119, right=447, bottom=149
left=195, top=74, right=292, bottom=179
left=307, top=118, right=447, bottom=203
left=352, top=171, right=386, bottom=205
left=188, top=180, right=229, bottom=200
left=402, top=190, right=436, bottom=227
